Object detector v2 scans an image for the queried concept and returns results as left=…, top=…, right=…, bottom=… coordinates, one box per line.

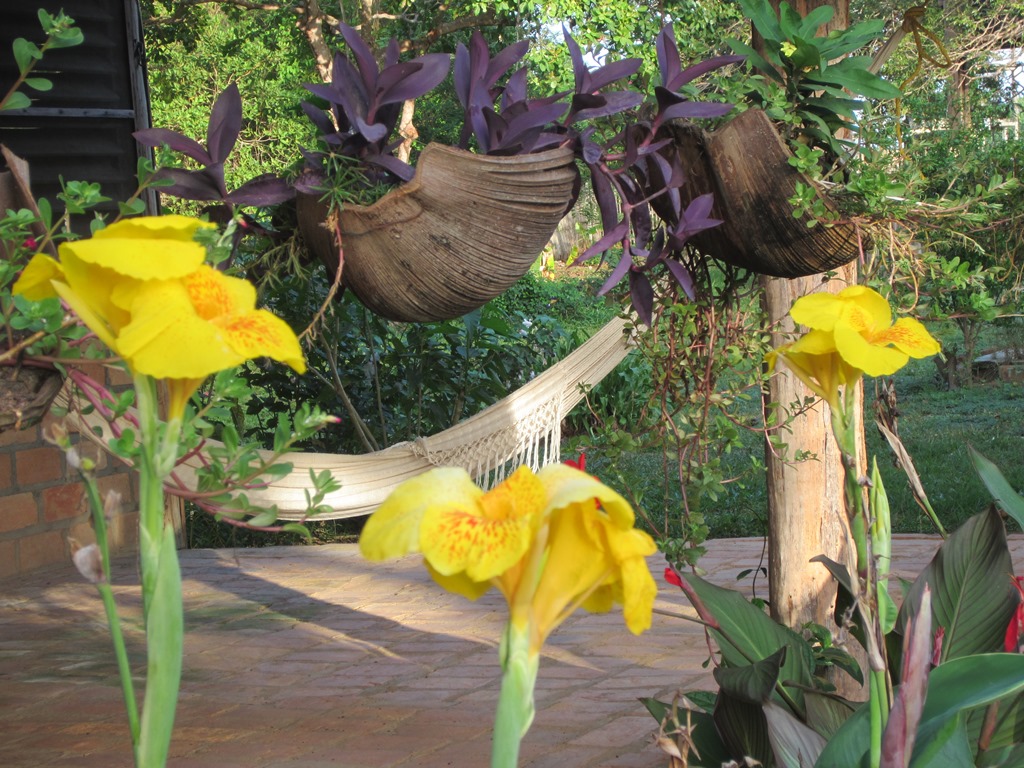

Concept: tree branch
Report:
left=399, top=11, right=500, bottom=54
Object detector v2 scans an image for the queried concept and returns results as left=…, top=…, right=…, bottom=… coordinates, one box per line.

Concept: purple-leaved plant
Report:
left=143, top=23, right=744, bottom=324
left=134, top=83, right=294, bottom=215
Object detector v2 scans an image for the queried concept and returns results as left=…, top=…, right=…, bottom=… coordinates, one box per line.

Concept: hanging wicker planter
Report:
left=665, top=109, right=861, bottom=278
left=297, top=143, right=579, bottom=323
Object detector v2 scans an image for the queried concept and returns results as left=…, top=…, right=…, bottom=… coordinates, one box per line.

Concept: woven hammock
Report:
left=60, top=315, right=635, bottom=521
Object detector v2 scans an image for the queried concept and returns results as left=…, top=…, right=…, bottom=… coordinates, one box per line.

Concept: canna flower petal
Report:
left=165, top=377, right=208, bottom=424
left=833, top=321, right=910, bottom=377
left=788, top=291, right=845, bottom=331
left=421, top=466, right=543, bottom=582
left=361, top=467, right=483, bottom=561
left=90, top=214, right=216, bottom=244
left=115, top=280, right=243, bottom=379
left=62, top=227, right=208, bottom=282
left=538, top=463, right=635, bottom=528
left=530, top=504, right=615, bottom=640
left=112, top=266, right=306, bottom=388
left=835, top=285, right=893, bottom=332
left=772, top=286, right=940, bottom=401
left=790, top=285, right=890, bottom=333
left=770, top=333, right=844, bottom=407
left=221, top=311, right=307, bottom=374
left=425, top=560, right=492, bottom=601
left=874, top=317, right=942, bottom=359
left=527, top=467, right=657, bottom=644
left=12, top=254, right=63, bottom=301
left=609, top=530, right=658, bottom=635
left=184, top=263, right=255, bottom=320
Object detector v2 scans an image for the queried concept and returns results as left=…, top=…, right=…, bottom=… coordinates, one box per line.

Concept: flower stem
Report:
left=832, top=384, right=889, bottom=768
left=133, top=374, right=184, bottom=768
left=492, top=621, right=539, bottom=768
left=82, top=470, right=140, bottom=754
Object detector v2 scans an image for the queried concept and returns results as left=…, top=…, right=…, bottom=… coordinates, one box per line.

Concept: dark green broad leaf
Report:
left=815, top=19, right=887, bottom=60
left=810, top=555, right=866, bottom=650
left=896, top=508, right=1017, bottom=663
left=640, top=697, right=733, bottom=768
left=967, top=692, right=1024, bottom=754
left=684, top=573, right=816, bottom=713
left=727, top=38, right=785, bottom=84
left=786, top=37, right=822, bottom=71
left=738, top=0, right=784, bottom=43
left=765, top=700, right=827, bottom=768
left=919, top=655, right=1024, bottom=734
left=797, top=4, right=835, bottom=38
left=716, top=690, right=774, bottom=767
left=806, top=65, right=901, bottom=101
left=909, top=715, right=974, bottom=768
left=815, top=646, right=864, bottom=686
left=813, top=684, right=979, bottom=768
left=978, top=742, right=1024, bottom=768
left=715, top=647, right=787, bottom=704
left=970, top=446, right=1024, bottom=531
left=814, top=700, right=870, bottom=768
left=804, top=690, right=857, bottom=740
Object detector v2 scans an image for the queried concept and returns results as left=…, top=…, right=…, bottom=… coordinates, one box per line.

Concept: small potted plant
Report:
left=665, top=0, right=903, bottom=278
left=292, top=25, right=578, bottom=322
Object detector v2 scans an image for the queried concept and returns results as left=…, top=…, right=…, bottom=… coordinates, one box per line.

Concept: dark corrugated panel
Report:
left=1, top=117, right=139, bottom=205
left=0, top=1, right=152, bottom=224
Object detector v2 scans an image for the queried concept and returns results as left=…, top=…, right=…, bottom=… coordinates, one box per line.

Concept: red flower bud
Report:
left=564, top=453, right=586, bottom=472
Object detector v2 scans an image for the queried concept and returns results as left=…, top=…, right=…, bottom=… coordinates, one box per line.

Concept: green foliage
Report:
left=725, top=0, right=901, bottom=157
left=1, top=9, right=82, bottom=111
left=142, top=2, right=317, bottom=196
left=238, top=261, right=577, bottom=456
left=656, top=494, right=1024, bottom=767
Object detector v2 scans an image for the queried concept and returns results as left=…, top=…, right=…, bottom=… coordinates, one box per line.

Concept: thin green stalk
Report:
left=492, top=622, right=539, bottom=768
left=870, top=669, right=888, bottom=768
left=82, top=471, right=140, bottom=752
left=833, top=384, right=889, bottom=768
left=132, top=373, right=185, bottom=768
left=134, top=375, right=165, bottom=618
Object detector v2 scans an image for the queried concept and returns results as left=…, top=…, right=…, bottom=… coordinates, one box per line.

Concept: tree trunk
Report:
left=759, top=0, right=863, bottom=654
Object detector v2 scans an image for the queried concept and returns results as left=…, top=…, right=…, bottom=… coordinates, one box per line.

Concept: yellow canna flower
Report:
left=360, top=464, right=658, bottom=652
left=13, top=215, right=305, bottom=419
left=769, top=286, right=940, bottom=405
left=789, top=285, right=940, bottom=376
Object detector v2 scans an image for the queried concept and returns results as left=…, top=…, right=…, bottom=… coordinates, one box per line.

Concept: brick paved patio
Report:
left=1, top=536, right=1021, bottom=767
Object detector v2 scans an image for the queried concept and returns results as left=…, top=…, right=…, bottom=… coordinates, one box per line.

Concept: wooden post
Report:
left=762, top=268, right=860, bottom=630
left=758, top=0, right=865, bottom=647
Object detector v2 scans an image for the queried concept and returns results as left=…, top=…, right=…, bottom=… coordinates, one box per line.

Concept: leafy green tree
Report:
left=142, top=2, right=318, bottom=192
left=853, top=0, right=1024, bottom=384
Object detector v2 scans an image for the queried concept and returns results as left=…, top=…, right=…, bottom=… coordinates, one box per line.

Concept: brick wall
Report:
left=0, top=375, right=141, bottom=579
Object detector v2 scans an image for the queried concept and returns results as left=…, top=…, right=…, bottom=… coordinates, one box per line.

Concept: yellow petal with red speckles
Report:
left=420, top=467, right=542, bottom=582
left=360, top=468, right=482, bottom=561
